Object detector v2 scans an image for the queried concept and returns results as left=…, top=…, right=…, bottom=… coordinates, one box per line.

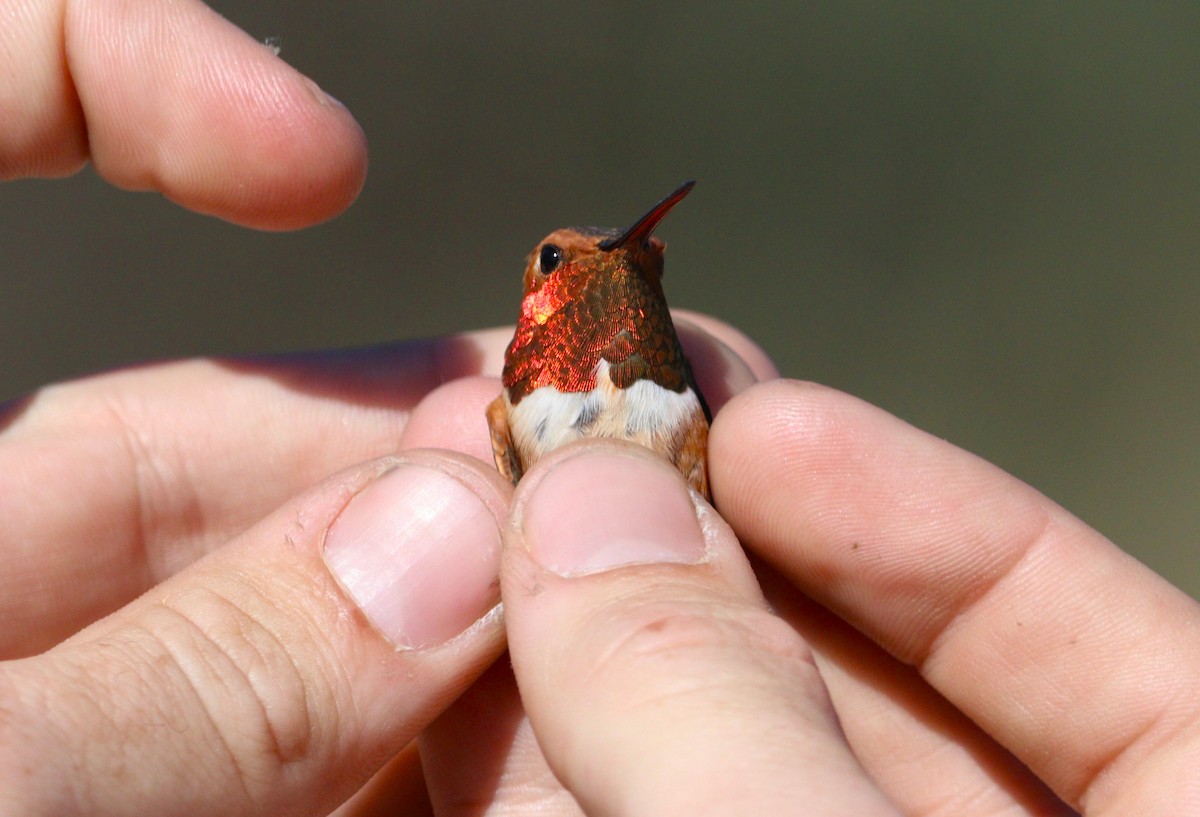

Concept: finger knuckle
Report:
left=147, top=585, right=319, bottom=772
left=0, top=580, right=337, bottom=813
left=70, top=582, right=329, bottom=802
left=593, top=594, right=816, bottom=687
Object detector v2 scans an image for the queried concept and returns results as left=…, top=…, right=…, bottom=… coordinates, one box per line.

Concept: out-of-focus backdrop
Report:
left=3, top=4, right=1197, bottom=596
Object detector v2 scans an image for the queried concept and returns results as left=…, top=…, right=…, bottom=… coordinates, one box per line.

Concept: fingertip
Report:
left=512, top=443, right=708, bottom=578
left=174, top=81, right=369, bottom=230
left=385, top=446, right=515, bottom=527
left=714, top=377, right=841, bottom=429
left=709, top=378, right=842, bottom=509
left=399, top=376, right=501, bottom=463
left=67, top=0, right=368, bottom=229
left=673, top=309, right=781, bottom=382
left=501, top=438, right=766, bottom=634
left=171, top=69, right=369, bottom=230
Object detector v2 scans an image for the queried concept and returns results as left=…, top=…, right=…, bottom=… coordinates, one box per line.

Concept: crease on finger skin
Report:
left=558, top=587, right=898, bottom=816
left=914, top=502, right=1054, bottom=668
left=580, top=570, right=812, bottom=679
left=100, top=391, right=190, bottom=584
left=157, top=582, right=319, bottom=770
left=589, top=600, right=826, bottom=733
left=14, top=578, right=332, bottom=815
left=714, top=382, right=1200, bottom=814
left=114, top=610, right=260, bottom=805
left=0, top=0, right=87, bottom=178
left=918, top=507, right=1200, bottom=812
left=0, top=623, right=245, bottom=816
left=763, top=567, right=1074, bottom=817
left=1073, top=663, right=1200, bottom=814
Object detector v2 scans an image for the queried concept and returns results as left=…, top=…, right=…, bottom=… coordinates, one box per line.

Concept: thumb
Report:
left=500, top=441, right=900, bottom=816
left=0, top=450, right=509, bottom=817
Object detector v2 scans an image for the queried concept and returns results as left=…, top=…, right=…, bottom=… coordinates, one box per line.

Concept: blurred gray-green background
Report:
left=3, top=4, right=1198, bottom=596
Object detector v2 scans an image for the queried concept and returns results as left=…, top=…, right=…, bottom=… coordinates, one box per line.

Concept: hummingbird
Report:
left=486, top=180, right=710, bottom=498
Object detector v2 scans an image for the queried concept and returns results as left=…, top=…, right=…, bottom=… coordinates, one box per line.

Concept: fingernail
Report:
left=303, top=76, right=349, bottom=111
left=324, top=464, right=501, bottom=649
left=521, top=452, right=708, bottom=577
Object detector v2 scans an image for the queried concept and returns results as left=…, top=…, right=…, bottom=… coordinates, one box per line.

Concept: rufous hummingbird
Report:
left=486, top=180, right=710, bottom=498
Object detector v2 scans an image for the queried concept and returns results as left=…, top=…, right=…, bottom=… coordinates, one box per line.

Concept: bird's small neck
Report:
left=502, top=265, right=688, bottom=403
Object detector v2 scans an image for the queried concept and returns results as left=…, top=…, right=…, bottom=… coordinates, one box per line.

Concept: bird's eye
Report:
left=539, top=244, right=562, bottom=274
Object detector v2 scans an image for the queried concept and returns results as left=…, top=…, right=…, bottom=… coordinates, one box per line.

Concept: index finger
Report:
left=2, top=0, right=366, bottom=228
left=711, top=380, right=1200, bottom=814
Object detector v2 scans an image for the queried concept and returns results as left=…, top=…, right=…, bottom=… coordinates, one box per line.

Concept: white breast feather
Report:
left=508, top=359, right=699, bottom=463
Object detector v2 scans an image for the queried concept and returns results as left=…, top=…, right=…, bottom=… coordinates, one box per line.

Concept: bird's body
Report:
left=487, top=182, right=709, bottom=497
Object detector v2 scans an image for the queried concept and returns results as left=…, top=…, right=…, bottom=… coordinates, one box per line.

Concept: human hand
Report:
left=408, top=353, right=1199, bottom=815
left=0, top=318, right=766, bottom=816
left=0, top=341, right=520, bottom=814
left=707, top=380, right=1200, bottom=815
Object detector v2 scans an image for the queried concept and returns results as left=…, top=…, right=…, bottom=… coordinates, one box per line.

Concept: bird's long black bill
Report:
left=598, top=180, right=695, bottom=251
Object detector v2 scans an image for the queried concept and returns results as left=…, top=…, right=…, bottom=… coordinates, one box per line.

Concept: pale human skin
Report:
left=3, top=1, right=1199, bottom=815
